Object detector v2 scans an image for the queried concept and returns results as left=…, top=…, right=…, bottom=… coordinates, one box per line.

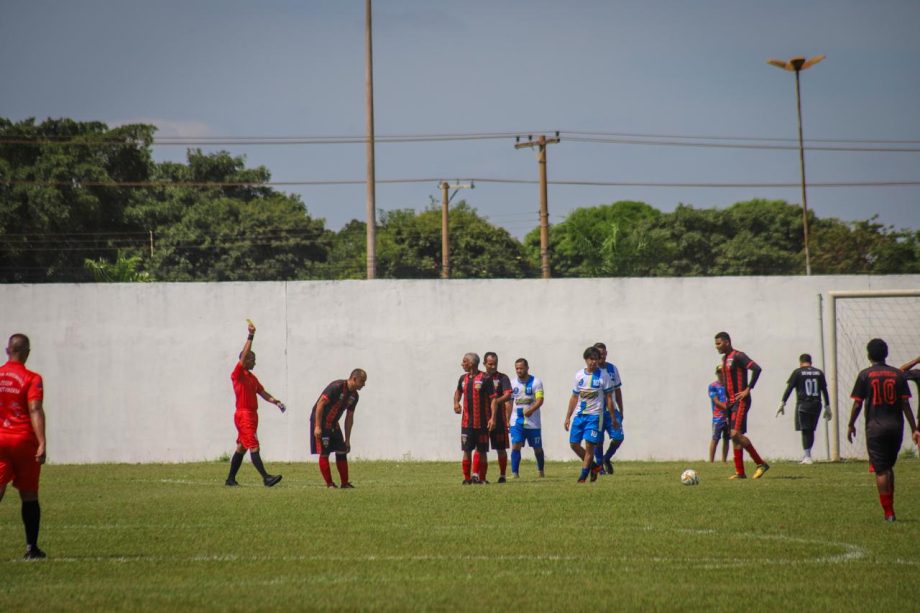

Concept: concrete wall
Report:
left=1, top=276, right=918, bottom=464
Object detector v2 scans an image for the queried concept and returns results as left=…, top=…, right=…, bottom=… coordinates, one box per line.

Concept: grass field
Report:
left=2, top=458, right=919, bottom=611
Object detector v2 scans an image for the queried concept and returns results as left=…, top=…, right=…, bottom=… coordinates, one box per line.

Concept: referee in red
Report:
left=0, top=333, right=48, bottom=559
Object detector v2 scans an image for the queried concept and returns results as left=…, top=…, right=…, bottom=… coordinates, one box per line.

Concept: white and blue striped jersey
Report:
left=572, top=368, right=613, bottom=416
left=510, top=375, right=544, bottom=429
left=600, top=361, right=622, bottom=411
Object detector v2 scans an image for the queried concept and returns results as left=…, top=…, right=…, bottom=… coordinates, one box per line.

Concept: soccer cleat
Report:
left=729, top=473, right=747, bottom=480
left=800, top=456, right=814, bottom=465
left=263, top=474, right=283, bottom=487
left=462, top=479, right=472, bottom=485
left=604, top=459, right=614, bottom=475
left=538, top=471, right=545, bottom=478
left=471, top=475, right=481, bottom=484
left=23, top=546, right=46, bottom=560
left=752, top=463, right=770, bottom=479
left=577, top=478, right=587, bottom=483
left=497, top=476, right=506, bottom=484
left=327, top=482, right=338, bottom=488
left=225, top=479, right=240, bottom=486
left=341, top=482, right=355, bottom=489
left=512, top=472, right=520, bottom=479
left=885, top=515, right=896, bottom=523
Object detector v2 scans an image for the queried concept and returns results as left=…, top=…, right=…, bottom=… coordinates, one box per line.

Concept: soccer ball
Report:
left=680, top=469, right=700, bottom=486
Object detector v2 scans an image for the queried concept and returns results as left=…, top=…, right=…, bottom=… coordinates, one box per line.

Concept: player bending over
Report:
left=225, top=321, right=286, bottom=487
left=564, top=346, right=616, bottom=483
left=311, top=369, right=367, bottom=488
left=508, top=358, right=545, bottom=478
left=847, top=339, right=920, bottom=522
left=0, top=333, right=48, bottom=559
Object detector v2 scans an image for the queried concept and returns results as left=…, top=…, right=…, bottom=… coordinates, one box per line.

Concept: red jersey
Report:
left=231, top=361, right=263, bottom=413
left=0, top=360, right=44, bottom=440
left=457, top=371, right=496, bottom=429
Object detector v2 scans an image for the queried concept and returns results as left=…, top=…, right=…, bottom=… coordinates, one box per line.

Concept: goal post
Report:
left=828, top=289, right=920, bottom=461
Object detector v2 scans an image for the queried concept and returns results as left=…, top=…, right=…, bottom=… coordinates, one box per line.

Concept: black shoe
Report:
left=327, top=482, right=338, bottom=488
left=263, top=474, right=282, bottom=487
left=604, top=459, right=614, bottom=475
left=225, top=478, right=239, bottom=486
left=885, top=514, right=896, bottom=523
left=497, top=476, right=506, bottom=483
left=462, top=479, right=472, bottom=485
left=24, top=546, right=46, bottom=560
left=341, top=482, right=355, bottom=489
left=471, top=475, right=481, bottom=484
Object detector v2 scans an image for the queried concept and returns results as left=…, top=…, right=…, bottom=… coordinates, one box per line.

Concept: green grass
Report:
left=2, top=459, right=920, bottom=611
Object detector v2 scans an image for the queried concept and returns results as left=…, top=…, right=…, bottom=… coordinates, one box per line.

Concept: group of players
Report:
left=2, top=328, right=920, bottom=561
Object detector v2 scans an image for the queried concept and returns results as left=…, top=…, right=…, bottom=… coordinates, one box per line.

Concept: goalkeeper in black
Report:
left=776, top=353, right=830, bottom=464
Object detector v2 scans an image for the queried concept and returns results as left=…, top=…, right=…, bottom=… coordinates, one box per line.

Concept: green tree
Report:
left=811, top=216, right=920, bottom=274
left=84, top=251, right=151, bottom=282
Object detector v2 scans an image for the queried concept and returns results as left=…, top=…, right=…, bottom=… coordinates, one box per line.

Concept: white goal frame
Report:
left=827, top=289, right=920, bottom=461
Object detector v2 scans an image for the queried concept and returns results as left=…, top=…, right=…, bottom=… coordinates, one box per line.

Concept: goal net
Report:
left=829, top=290, right=920, bottom=461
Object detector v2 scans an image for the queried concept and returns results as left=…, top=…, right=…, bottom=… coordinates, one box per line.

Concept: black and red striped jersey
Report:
left=311, top=379, right=359, bottom=430
left=457, top=371, right=496, bottom=430
left=487, top=371, right=512, bottom=426
left=722, top=350, right=758, bottom=400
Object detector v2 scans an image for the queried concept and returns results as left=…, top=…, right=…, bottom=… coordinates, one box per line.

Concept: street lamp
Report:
left=767, top=54, right=825, bottom=276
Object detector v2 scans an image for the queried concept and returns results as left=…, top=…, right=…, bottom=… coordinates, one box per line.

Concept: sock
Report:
left=227, top=451, right=245, bottom=481
left=335, top=455, right=349, bottom=484
left=604, top=441, right=621, bottom=461
left=880, top=493, right=894, bottom=518
left=579, top=467, right=590, bottom=481
left=472, top=451, right=481, bottom=478
left=462, top=457, right=472, bottom=481
left=498, top=454, right=507, bottom=476
left=802, top=431, right=815, bottom=451
left=535, top=449, right=545, bottom=472
left=250, top=450, right=269, bottom=478
left=594, top=442, right=604, bottom=466
left=743, top=442, right=764, bottom=465
left=479, top=455, right=488, bottom=481
left=21, top=500, right=40, bottom=548
left=511, top=449, right=521, bottom=474
left=318, top=456, right=334, bottom=485
left=733, top=448, right=745, bottom=475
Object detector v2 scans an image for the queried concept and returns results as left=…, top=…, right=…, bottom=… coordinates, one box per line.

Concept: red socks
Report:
left=880, top=493, right=894, bottom=518
left=498, top=454, right=508, bottom=476
left=336, top=457, right=349, bottom=484
left=743, top=442, right=764, bottom=465
left=733, top=448, right=745, bottom=476
left=470, top=451, right=489, bottom=481
left=462, top=458, right=472, bottom=481
left=318, top=456, right=333, bottom=485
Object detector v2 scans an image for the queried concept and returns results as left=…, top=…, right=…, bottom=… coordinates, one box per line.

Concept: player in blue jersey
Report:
left=593, top=342, right=624, bottom=475
left=708, top=365, right=730, bottom=463
left=564, top=346, right=616, bottom=483
left=508, top=358, right=545, bottom=478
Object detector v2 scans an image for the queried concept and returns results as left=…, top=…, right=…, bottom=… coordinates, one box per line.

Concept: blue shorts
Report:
left=510, top=425, right=543, bottom=448
left=711, top=420, right=730, bottom=442
left=570, top=413, right=603, bottom=446
left=602, top=410, right=625, bottom=442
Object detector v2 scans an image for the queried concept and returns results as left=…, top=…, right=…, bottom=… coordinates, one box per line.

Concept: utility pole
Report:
left=439, top=180, right=474, bottom=279
left=515, top=133, right=560, bottom=279
left=364, top=0, right=377, bottom=279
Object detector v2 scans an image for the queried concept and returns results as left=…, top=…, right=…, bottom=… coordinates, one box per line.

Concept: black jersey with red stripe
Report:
left=722, top=350, right=757, bottom=400
left=311, top=379, right=359, bottom=430
left=851, top=364, right=911, bottom=434
left=457, top=371, right=496, bottom=430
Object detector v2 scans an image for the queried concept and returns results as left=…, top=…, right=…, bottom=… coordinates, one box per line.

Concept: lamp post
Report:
left=767, top=54, right=825, bottom=276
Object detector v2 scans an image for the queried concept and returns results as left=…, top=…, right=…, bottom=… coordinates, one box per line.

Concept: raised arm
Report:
left=240, top=320, right=255, bottom=364
left=899, top=356, right=920, bottom=372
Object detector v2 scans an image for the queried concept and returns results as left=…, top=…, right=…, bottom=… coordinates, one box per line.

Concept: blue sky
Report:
left=2, top=0, right=918, bottom=237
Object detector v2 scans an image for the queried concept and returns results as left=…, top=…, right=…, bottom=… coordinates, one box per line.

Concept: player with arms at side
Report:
left=0, top=334, right=48, bottom=559
left=311, top=369, right=367, bottom=488
left=564, top=346, right=616, bottom=483
left=777, top=353, right=831, bottom=464
left=708, top=365, right=730, bottom=463
left=454, top=353, right=497, bottom=484
left=508, top=358, right=545, bottom=478
left=483, top=352, right=513, bottom=483
left=847, top=339, right=920, bottom=521
left=715, top=331, right=769, bottom=479
left=593, top=342, right=624, bottom=475
left=225, top=320, right=286, bottom=487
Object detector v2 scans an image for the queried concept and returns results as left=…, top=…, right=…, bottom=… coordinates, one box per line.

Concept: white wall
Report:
left=1, top=276, right=918, bottom=464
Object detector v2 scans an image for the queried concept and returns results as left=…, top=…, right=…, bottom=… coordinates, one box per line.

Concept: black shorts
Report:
left=867, top=426, right=903, bottom=474
left=795, top=402, right=821, bottom=432
left=461, top=428, right=490, bottom=453
left=490, top=426, right=510, bottom=450
left=728, top=400, right=749, bottom=435
left=310, top=425, right=347, bottom=456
